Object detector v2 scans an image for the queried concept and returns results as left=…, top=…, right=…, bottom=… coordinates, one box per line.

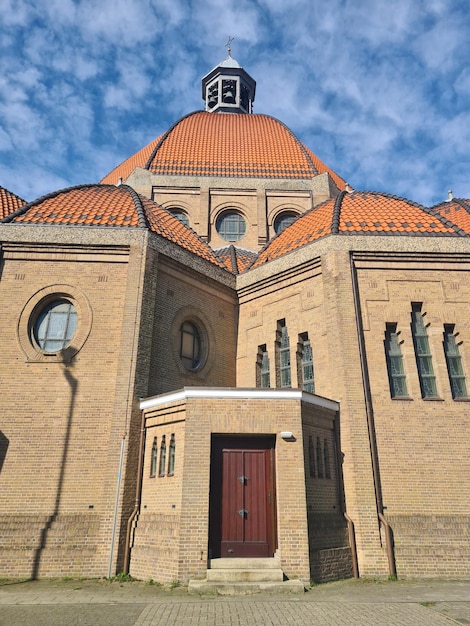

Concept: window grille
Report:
left=443, top=325, right=468, bottom=399
left=411, top=304, right=438, bottom=398
left=180, top=321, right=201, bottom=370
left=384, top=323, right=408, bottom=397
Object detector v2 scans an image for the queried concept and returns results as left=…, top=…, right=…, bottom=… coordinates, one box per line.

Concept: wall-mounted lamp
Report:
left=280, top=431, right=293, bottom=440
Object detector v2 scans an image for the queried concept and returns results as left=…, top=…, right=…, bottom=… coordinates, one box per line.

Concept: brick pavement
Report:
left=1, top=578, right=469, bottom=625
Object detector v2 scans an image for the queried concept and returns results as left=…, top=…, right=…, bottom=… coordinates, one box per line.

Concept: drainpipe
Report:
left=123, top=408, right=146, bottom=574
left=350, top=254, right=397, bottom=579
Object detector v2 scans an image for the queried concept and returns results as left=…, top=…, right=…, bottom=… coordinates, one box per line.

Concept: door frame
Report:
left=209, top=435, right=277, bottom=559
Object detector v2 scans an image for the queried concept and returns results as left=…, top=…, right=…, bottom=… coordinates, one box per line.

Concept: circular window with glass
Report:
left=180, top=321, right=202, bottom=370
left=216, top=210, right=246, bottom=242
left=33, top=299, right=78, bottom=353
left=274, top=211, right=299, bottom=234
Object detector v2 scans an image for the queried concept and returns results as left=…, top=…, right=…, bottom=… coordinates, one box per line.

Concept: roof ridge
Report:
left=331, top=191, right=346, bottom=234
left=121, top=184, right=149, bottom=228
left=144, top=111, right=202, bottom=170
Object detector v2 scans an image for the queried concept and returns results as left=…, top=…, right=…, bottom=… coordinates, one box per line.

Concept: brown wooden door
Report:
left=210, top=437, right=276, bottom=558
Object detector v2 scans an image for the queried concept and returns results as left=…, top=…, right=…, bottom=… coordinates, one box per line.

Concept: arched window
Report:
left=168, top=434, right=176, bottom=476
left=443, top=324, right=468, bottom=399
left=158, top=435, right=166, bottom=477
left=411, top=304, right=438, bottom=398
left=169, top=209, right=190, bottom=227
left=33, top=299, right=78, bottom=353
left=274, top=211, right=298, bottom=234
left=180, top=321, right=201, bottom=370
left=276, top=321, right=291, bottom=388
left=150, top=437, right=158, bottom=477
left=216, top=211, right=246, bottom=242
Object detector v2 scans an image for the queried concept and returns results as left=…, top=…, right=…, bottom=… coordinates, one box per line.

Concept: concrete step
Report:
left=188, top=579, right=305, bottom=596
left=206, top=567, right=284, bottom=582
left=209, top=557, right=280, bottom=569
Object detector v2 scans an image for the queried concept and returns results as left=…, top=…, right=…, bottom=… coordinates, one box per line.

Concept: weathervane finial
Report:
left=225, top=36, right=234, bottom=57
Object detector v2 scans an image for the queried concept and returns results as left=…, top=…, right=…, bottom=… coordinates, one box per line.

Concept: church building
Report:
left=1, top=51, right=469, bottom=588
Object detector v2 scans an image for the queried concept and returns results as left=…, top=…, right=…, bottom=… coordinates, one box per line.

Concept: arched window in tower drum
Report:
left=150, top=437, right=158, bottom=477
left=257, top=344, right=271, bottom=388
left=298, top=333, right=314, bottom=393
left=167, top=434, right=176, bottom=476
left=277, top=321, right=291, bottom=388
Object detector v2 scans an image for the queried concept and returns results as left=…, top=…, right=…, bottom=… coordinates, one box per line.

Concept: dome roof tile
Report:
left=100, top=112, right=346, bottom=187
left=430, top=198, right=470, bottom=234
left=0, top=185, right=26, bottom=219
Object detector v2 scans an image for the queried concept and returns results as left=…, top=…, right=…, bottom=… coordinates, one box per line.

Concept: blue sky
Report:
left=0, top=0, right=469, bottom=206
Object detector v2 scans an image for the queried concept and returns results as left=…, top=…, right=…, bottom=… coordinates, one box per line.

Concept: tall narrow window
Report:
left=384, top=323, right=408, bottom=398
left=257, top=345, right=270, bottom=388
left=167, top=434, right=176, bottom=475
left=150, top=437, right=158, bottom=477
left=324, top=439, right=331, bottom=479
left=308, top=436, right=316, bottom=478
left=276, top=321, right=291, bottom=388
left=298, top=333, right=314, bottom=393
left=316, top=437, right=324, bottom=479
left=443, top=325, right=468, bottom=399
left=411, top=304, right=438, bottom=398
left=158, top=435, right=166, bottom=477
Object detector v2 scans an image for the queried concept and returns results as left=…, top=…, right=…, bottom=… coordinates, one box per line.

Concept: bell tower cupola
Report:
left=202, top=39, right=256, bottom=114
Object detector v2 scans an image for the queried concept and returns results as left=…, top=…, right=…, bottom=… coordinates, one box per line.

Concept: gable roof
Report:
left=250, top=191, right=467, bottom=269
left=1, top=183, right=226, bottom=270
left=100, top=111, right=346, bottom=189
left=430, top=198, right=470, bottom=235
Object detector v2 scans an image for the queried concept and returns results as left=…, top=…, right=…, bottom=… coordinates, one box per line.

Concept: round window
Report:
left=274, top=211, right=298, bottom=234
left=33, top=299, right=78, bottom=353
left=170, top=209, right=190, bottom=227
left=180, top=321, right=202, bottom=370
left=216, top=211, right=246, bottom=242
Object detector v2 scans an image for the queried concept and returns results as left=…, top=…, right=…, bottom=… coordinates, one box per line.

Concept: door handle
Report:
left=238, top=509, right=247, bottom=517
left=237, top=476, right=247, bottom=484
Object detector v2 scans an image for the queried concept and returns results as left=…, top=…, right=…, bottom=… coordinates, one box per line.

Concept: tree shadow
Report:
left=31, top=347, right=78, bottom=580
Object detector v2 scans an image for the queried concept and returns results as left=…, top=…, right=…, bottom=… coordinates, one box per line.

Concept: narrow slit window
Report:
left=308, top=436, right=316, bottom=478
left=158, top=435, right=166, bottom=477
left=443, top=324, right=468, bottom=399
left=257, top=344, right=270, bottom=388
left=316, top=437, right=324, bottom=479
left=277, top=321, right=291, bottom=388
left=384, top=323, right=408, bottom=398
left=324, top=439, right=331, bottom=479
left=167, top=434, right=176, bottom=476
left=411, top=304, right=438, bottom=398
left=150, top=437, right=158, bottom=478
left=299, top=333, right=314, bottom=393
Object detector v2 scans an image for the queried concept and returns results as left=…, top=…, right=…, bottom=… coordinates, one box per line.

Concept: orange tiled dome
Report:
left=100, top=111, right=346, bottom=189
left=1, top=184, right=225, bottom=269
left=251, top=191, right=467, bottom=268
left=430, top=198, right=470, bottom=235
left=0, top=185, right=26, bottom=219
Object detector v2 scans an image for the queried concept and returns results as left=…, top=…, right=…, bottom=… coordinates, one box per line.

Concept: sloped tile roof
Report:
left=100, top=135, right=162, bottom=185
left=214, top=245, right=258, bottom=274
left=430, top=198, right=470, bottom=234
left=100, top=111, right=346, bottom=186
left=1, top=184, right=225, bottom=270
left=0, top=185, right=26, bottom=219
left=250, top=191, right=466, bottom=269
